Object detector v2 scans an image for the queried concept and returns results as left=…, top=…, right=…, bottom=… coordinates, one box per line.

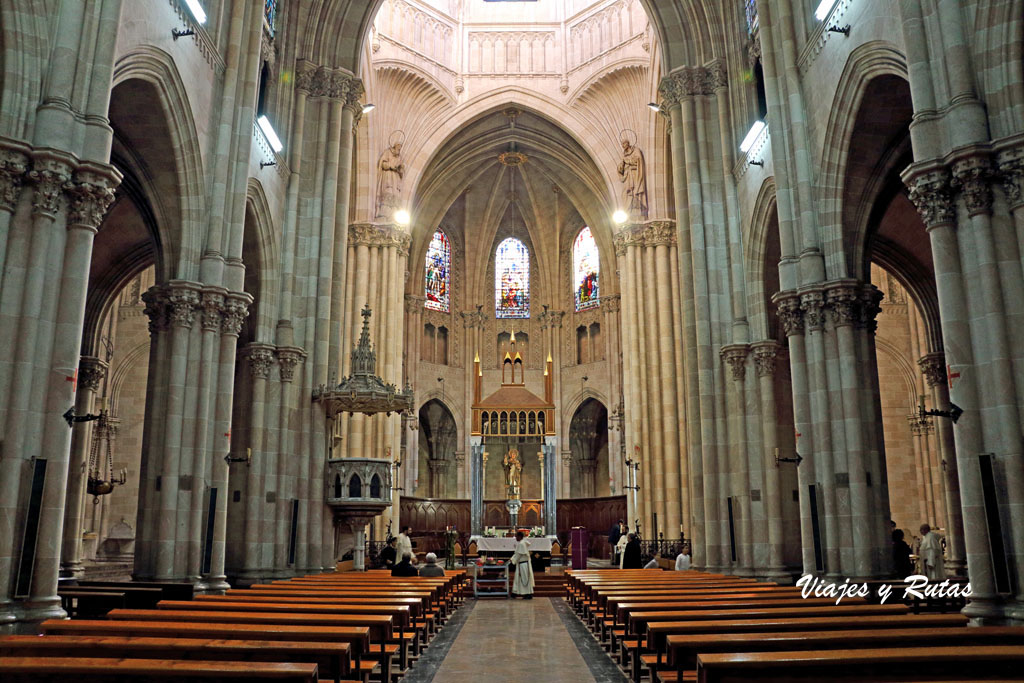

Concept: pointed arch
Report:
left=573, top=226, right=600, bottom=311
left=495, top=237, right=530, bottom=318
left=424, top=229, right=451, bottom=312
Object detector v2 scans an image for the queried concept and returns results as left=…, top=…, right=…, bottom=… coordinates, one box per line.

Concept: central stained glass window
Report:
left=425, top=230, right=450, bottom=312
left=495, top=237, right=530, bottom=318
left=573, top=226, right=599, bottom=311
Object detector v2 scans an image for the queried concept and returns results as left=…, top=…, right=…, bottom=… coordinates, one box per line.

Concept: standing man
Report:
left=379, top=536, right=398, bottom=570
left=397, top=525, right=414, bottom=565
left=919, top=524, right=946, bottom=580
left=674, top=547, right=691, bottom=571
left=511, top=531, right=534, bottom=599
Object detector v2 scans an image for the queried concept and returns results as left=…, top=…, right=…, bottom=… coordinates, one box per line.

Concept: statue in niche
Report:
left=376, top=130, right=406, bottom=220
left=504, top=447, right=522, bottom=499
left=617, top=129, right=648, bottom=221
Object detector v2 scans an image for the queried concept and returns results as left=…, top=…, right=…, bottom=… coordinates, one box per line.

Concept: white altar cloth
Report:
left=471, top=537, right=553, bottom=553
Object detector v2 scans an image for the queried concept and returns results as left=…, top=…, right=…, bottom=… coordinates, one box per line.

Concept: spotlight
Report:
left=612, top=210, right=628, bottom=225
left=815, top=0, right=836, bottom=21
left=647, top=102, right=661, bottom=112
left=740, top=120, right=767, bottom=153
left=184, top=0, right=207, bottom=24
left=257, top=115, right=284, bottom=153
left=394, top=209, right=411, bottom=226
left=362, top=103, right=376, bottom=114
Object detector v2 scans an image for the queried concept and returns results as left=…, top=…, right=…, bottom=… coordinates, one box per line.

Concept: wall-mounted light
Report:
left=173, top=0, right=206, bottom=38
left=260, top=161, right=277, bottom=169
left=361, top=103, right=376, bottom=114
left=612, top=209, right=628, bottom=225
left=740, top=120, right=767, bottom=154
left=647, top=102, right=661, bottom=112
left=257, top=115, right=283, bottom=153
left=814, top=0, right=837, bottom=21
left=828, top=25, right=851, bottom=36
left=394, top=209, right=411, bottom=226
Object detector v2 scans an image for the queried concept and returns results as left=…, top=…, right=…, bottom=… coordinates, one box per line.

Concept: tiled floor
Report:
left=410, top=597, right=624, bottom=683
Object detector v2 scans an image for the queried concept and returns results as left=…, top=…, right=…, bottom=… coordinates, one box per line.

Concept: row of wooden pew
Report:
left=566, top=569, right=1024, bottom=683
left=0, top=569, right=467, bottom=683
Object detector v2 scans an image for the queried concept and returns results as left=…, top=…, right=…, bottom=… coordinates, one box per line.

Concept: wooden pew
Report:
left=0, top=634, right=354, bottom=683
left=40, top=619, right=373, bottom=682
left=661, top=626, right=1024, bottom=680
left=56, top=584, right=162, bottom=609
left=76, top=579, right=195, bottom=602
left=0, top=657, right=319, bottom=683
left=57, top=589, right=125, bottom=617
left=695, top=645, right=1024, bottom=683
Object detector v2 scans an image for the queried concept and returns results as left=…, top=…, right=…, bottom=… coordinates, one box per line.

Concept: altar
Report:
left=471, top=536, right=553, bottom=553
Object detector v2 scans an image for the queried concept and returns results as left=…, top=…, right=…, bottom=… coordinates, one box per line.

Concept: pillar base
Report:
left=944, top=558, right=968, bottom=577
left=17, top=598, right=67, bottom=630
left=963, top=596, right=1024, bottom=625
left=196, top=575, right=231, bottom=594
left=59, top=561, right=85, bottom=579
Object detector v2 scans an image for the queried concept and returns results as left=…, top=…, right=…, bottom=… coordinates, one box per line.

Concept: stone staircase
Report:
left=532, top=571, right=566, bottom=597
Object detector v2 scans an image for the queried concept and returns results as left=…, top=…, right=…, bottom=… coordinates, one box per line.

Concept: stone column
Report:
left=275, top=347, right=304, bottom=576
left=919, top=352, right=967, bottom=575
left=60, top=356, right=108, bottom=578
left=722, top=344, right=752, bottom=574
left=752, top=341, right=787, bottom=579
left=240, top=343, right=275, bottom=580
left=470, top=437, right=483, bottom=535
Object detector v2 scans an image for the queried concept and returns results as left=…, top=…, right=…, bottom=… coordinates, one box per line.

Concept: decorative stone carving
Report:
left=799, top=289, right=825, bottom=332
left=78, top=356, right=109, bottom=392
left=376, top=131, right=405, bottom=219
left=603, top=294, right=621, bottom=314
left=65, top=171, right=118, bottom=229
left=951, top=153, right=994, bottom=217
left=858, top=285, right=884, bottom=333
left=28, top=158, right=72, bottom=217
left=703, top=60, right=727, bottom=92
left=774, top=293, right=804, bottom=337
left=995, top=139, right=1024, bottom=210
left=612, top=221, right=676, bottom=254
left=904, top=166, right=955, bottom=228
left=0, top=146, right=29, bottom=212
left=617, top=129, right=648, bottom=221
left=247, top=344, right=276, bottom=380
left=167, top=284, right=200, bottom=328
left=752, top=341, right=779, bottom=377
left=142, top=287, right=170, bottom=336
left=721, top=345, right=748, bottom=381
left=221, top=294, right=251, bottom=336
left=201, top=290, right=225, bottom=332
left=826, top=283, right=859, bottom=328
left=277, top=346, right=305, bottom=383
left=918, top=352, right=947, bottom=388
left=348, top=222, right=412, bottom=256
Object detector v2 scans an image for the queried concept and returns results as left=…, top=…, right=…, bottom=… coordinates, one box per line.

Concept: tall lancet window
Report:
left=745, top=0, right=758, bottom=35
left=425, top=230, right=451, bottom=312
left=495, top=237, right=530, bottom=318
left=573, top=226, right=600, bottom=311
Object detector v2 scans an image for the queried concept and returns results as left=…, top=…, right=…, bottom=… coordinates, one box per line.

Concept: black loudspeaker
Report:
left=288, top=499, right=299, bottom=565
left=201, top=488, right=217, bottom=575
left=979, top=454, right=1012, bottom=594
left=727, top=497, right=737, bottom=562
left=15, top=458, right=47, bottom=598
left=809, top=484, right=825, bottom=573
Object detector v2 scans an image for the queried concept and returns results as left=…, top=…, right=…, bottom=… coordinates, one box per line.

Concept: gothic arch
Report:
left=244, top=179, right=281, bottom=339
left=561, top=387, right=610, bottom=430
left=744, top=176, right=779, bottom=340
left=111, top=47, right=206, bottom=281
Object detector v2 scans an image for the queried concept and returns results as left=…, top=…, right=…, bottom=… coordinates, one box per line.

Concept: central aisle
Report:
left=429, top=598, right=605, bottom=682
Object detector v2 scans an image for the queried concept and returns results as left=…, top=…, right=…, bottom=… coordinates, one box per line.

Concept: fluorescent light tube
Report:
left=815, top=0, right=836, bottom=21
left=257, top=115, right=283, bottom=153
left=184, top=0, right=207, bottom=24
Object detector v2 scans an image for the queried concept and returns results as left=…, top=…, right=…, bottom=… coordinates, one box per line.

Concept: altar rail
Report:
left=397, top=495, right=626, bottom=559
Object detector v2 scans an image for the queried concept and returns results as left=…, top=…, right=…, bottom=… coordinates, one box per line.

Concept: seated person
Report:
left=643, top=551, right=661, bottom=569
left=379, top=537, right=397, bottom=570
left=391, top=551, right=419, bottom=577
left=418, top=552, right=446, bottom=577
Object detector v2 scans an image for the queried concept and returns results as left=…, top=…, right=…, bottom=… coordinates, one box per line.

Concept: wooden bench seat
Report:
left=57, top=589, right=125, bottom=617
left=0, top=634, right=350, bottom=683
left=0, top=657, right=319, bottom=683
left=696, top=645, right=1024, bottom=683
left=76, top=579, right=195, bottom=601
left=57, top=584, right=162, bottom=609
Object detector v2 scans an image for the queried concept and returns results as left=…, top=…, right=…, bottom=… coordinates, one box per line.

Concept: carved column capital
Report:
left=65, top=164, right=120, bottom=229
left=751, top=340, right=780, bottom=377
left=658, top=66, right=703, bottom=108
left=603, top=294, right=621, bottom=314
left=950, top=150, right=994, bottom=217
left=773, top=291, right=804, bottom=337
left=142, top=286, right=170, bottom=336
left=799, top=288, right=825, bottom=332
left=167, top=282, right=201, bottom=328
left=825, top=281, right=860, bottom=328
left=28, top=154, right=73, bottom=218
left=995, top=136, right=1024, bottom=211
left=858, top=285, right=884, bottom=333
left=903, top=164, right=955, bottom=229
left=720, top=344, right=748, bottom=381
left=277, top=346, right=305, bottom=382
left=918, top=351, right=947, bottom=387
left=78, top=356, right=109, bottom=392
left=221, top=292, right=252, bottom=337
left=703, top=60, right=728, bottom=93
left=0, top=145, right=30, bottom=212
left=246, top=343, right=277, bottom=380
left=200, top=289, right=226, bottom=332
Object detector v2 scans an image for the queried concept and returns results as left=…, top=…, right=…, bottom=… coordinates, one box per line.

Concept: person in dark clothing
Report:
left=608, top=519, right=624, bottom=546
left=379, top=537, right=397, bottom=570
left=391, top=551, right=418, bottom=577
left=622, top=533, right=643, bottom=569
left=892, top=528, right=913, bottom=578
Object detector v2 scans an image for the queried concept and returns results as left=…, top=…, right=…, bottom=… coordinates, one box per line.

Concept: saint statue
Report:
left=504, top=448, right=523, bottom=499
left=376, top=131, right=406, bottom=220
left=617, top=130, right=648, bottom=221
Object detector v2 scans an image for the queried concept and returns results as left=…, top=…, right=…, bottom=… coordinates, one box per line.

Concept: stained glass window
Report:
left=264, top=0, right=277, bottom=36
left=495, top=237, right=530, bottom=318
left=425, top=230, right=450, bottom=312
left=745, top=0, right=758, bottom=35
left=573, top=227, right=600, bottom=311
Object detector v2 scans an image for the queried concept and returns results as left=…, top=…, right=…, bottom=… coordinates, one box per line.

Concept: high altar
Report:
left=469, top=336, right=557, bottom=535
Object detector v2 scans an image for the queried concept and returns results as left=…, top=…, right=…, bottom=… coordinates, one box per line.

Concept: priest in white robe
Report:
left=919, top=524, right=946, bottom=580
left=511, top=531, right=534, bottom=599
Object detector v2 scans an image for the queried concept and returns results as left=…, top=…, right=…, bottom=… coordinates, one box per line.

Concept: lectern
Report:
left=570, top=526, right=589, bottom=569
